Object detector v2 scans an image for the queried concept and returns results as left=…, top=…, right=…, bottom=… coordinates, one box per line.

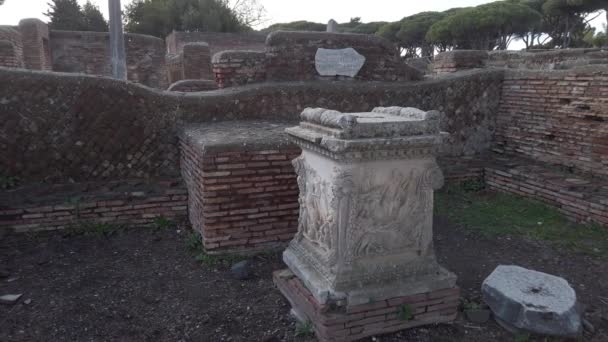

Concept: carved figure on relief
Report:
left=292, top=157, right=334, bottom=254
left=352, top=167, right=434, bottom=257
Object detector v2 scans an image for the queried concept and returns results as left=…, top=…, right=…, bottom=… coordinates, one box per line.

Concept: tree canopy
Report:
left=125, top=0, right=263, bottom=38
left=261, top=18, right=387, bottom=34
left=46, top=0, right=107, bottom=32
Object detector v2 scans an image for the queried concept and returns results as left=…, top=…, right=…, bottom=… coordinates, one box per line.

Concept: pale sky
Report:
left=0, top=0, right=605, bottom=47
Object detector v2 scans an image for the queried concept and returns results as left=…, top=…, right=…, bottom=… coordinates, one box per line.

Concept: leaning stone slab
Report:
left=482, top=265, right=581, bottom=337
left=315, top=48, right=366, bottom=77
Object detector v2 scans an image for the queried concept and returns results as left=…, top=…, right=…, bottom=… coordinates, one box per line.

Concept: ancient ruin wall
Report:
left=166, top=31, right=267, bottom=56
left=50, top=30, right=168, bottom=88
left=265, top=31, right=421, bottom=82
left=488, top=49, right=608, bottom=70
left=494, top=66, right=608, bottom=178
left=212, top=50, right=266, bottom=88
left=0, top=67, right=503, bottom=184
left=18, top=19, right=52, bottom=70
left=0, top=27, right=24, bottom=68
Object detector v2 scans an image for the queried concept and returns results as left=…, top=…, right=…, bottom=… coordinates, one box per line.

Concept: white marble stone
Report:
left=315, top=48, right=366, bottom=78
left=482, top=265, right=581, bottom=337
left=284, top=107, right=456, bottom=306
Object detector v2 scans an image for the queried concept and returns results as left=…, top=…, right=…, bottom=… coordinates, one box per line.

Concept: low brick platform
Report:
left=0, top=179, right=188, bottom=232
left=485, top=155, right=608, bottom=225
left=180, top=121, right=301, bottom=254
left=274, top=270, right=459, bottom=342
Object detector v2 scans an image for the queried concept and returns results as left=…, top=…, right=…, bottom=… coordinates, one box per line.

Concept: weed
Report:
left=513, top=333, right=530, bottom=342
left=397, top=304, right=414, bottom=321
left=66, top=221, right=123, bottom=237
left=0, top=174, right=19, bottom=190
left=153, top=216, right=174, bottom=230
left=185, top=230, right=245, bottom=266
left=295, top=320, right=314, bottom=337
left=67, top=197, right=82, bottom=219
left=461, top=178, right=485, bottom=192
left=461, top=298, right=482, bottom=311
left=435, top=188, right=608, bottom=258
left=186, top=231, right=203, bottom=251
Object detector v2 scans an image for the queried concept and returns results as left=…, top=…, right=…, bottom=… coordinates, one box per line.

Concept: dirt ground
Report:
left=1, top=215, right=607, bottom=342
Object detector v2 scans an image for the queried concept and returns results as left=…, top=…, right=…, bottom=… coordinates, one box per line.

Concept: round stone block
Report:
left=482, top=265, right=581, bottom=337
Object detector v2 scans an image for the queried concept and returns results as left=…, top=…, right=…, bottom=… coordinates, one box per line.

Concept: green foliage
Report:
left=185, top=230, right=244, bottom=266
left=397, top=304, right=414, bottom=321
left=262, top=18, right=386, bottom=35
left=461, top=178, right=485, bottom=193
left=0, top=174, right=19, bottom=190
left=152, top=216, right=175, bottom=230
left=186, top=231, right=203, bottom=251
left=514, top=333, right=531, bottom=342
left=379, top=12, right=446, bottom=57
left=261, top=20, right=326, bottom=33
left=461, top=298, right=482, bottom=311
left=46, top=0, right=84, bottom=31
left=125, top=0, right=249, bottom=38
left=294, top=320, right=314, bottom=337
left=82, top=1, right=108, bottom=32
left=426, top=2, right=542, bottom=50
left=46, top=0, right=107, bottom=32
left=436, top=187, right=608, bottom=257
left=66, top=222, right=124, bottom=237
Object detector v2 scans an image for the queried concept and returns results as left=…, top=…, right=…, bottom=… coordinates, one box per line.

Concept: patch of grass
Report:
left=397, top=304, right=414, bottom=321
left=153, top=216, right=175, bottom=230
left=66, top=221, right=124, bottom=237
left=294, top=320, right=314, bottom=337
left=185, top=230, right=245, bottom=266
left=0, top=174, right=19, bottom=190
left=435, top=185, right=608, bottom=257
left=460, top=298, right=482, bottom=311
left=513, top=333, right=530, bottom=342
left=186, top=231, right=203, bottom=251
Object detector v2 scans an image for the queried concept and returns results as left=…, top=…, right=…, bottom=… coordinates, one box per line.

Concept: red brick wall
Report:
left=0, top=40, right=22, bottom=68
left=50, top=30, right=168, bottom=88
left=494, top=68, right=608, bottom=178
left=182, top=43, right=213, bottom=80
left=0, top=26, right=24, bottom=68
left=433, top=50, right=488, bottom=75
left=212, top=50, right=266, bottom=88
left=165, top=31, right=267, bottom=57
left=485, top=161, right=608, bottom=225
left=274, top=270, right=459, bottom=342
left=0, top=180, right=188, bottom=233
left=180, top=138, right=301, bottom=254
left=18, top=19, right=51, bottom=71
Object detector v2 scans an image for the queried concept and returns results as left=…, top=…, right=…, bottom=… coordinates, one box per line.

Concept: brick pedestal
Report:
left=179, top=121, right=301, bottom=254
left=274, top=270, right=459, bottom=342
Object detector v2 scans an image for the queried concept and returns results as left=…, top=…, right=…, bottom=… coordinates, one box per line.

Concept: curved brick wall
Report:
left=265, top=31, right=422, bottom=82
left=0, top=67, right=503, bottom=183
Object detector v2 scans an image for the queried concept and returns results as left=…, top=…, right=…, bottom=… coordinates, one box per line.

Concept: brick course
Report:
left=274, top=269, right=459, bottom=342
left=179, top=122, right=301, bottom=253
left=0, top=26, right=24, bottom=68
left=494, top=67, right=608, bottom=178
left=212, top=50, right=266, bottom=88
left=485, top=156, right=608, bottom=225
left=0, top=180, right=188, bottom=232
